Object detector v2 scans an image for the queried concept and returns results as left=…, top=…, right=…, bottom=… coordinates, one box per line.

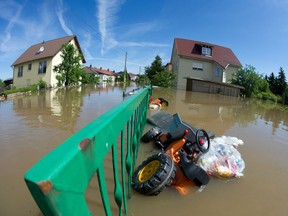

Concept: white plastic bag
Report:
left=198, top=136, right=245, bottom=179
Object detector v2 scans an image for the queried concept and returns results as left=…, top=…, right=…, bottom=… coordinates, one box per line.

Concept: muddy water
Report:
left=0, top=85, right=287, bottom=216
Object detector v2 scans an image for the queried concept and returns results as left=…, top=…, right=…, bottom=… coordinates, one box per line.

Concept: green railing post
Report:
left=24, top=85, right=152, bottom=216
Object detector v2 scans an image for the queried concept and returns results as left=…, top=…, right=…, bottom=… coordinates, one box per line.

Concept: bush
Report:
left=152, top=71, right=176, bottom=87
left=4, top=84, right=38, bottom=95
left=255, top=92, right=278, bottom=102
left=38, top=80, right=47, bottom=89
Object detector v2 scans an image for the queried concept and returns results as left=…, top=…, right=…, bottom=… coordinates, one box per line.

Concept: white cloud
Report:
left=81, top=32, right=94, bottom=61
left=0, top=1, right=24, bottom=52
left=96, top=0, right=124, bottom=55
left=56, top=0, right=73, bottom=35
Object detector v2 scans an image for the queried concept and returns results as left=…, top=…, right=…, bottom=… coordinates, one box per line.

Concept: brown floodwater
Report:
left=0, top=84, right=287, bottom=216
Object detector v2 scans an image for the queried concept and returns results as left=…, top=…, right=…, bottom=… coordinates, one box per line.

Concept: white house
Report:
left=12, top=35, right=86, bottom=88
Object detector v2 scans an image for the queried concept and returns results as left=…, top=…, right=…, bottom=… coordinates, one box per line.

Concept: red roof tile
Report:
left=94, top=68, right=115, bottom=76
left=174, top=38, right=241, bottom=68
left=83, top=66, right=115, bottom=76
left=12, top=35, right=86, bottom=66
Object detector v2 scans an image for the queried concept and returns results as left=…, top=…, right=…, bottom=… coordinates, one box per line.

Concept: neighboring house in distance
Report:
left=12, top=35, right=86, bottom=88
left=171, top=38, right=242, bottom=90
left=83, top=66, right=116, bottom=83
left=128, top=73, right=138, bottom=81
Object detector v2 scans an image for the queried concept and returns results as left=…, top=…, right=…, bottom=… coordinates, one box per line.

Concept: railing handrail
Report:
left=24, top=85, right=152, bottom=215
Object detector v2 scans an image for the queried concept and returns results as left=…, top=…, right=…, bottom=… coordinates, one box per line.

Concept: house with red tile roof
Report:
left=12, top=35, right=86, bottom=88
left=128, top=73, right=138, bottom=81
left=83, top=66, right=116, bottom=83
left=171, top=38, right=242, bottom=89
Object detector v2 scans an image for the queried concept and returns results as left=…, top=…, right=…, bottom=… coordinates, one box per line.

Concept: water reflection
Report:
left=12, top=83, right=137, bottom=132
left=151, top=88, right=288, bottom=137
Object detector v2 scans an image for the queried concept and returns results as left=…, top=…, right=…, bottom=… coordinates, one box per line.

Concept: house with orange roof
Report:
left=171, top=38, right=242, bottom=90
left=83, top=66, right=116, bottom=83
left=12, top=35, right=86, bottom=88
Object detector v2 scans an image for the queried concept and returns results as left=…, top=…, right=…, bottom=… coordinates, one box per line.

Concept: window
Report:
left=18, top=66, right=23, bottom=77
left=38, top=61, right=47, bottom=74
left=28, top=63, right=32, bottom=70
left=192, top=62, right=203, bottom=71
left=216, top=67, right=220, bottom=77
left=202, top=47, right=212, bottom=56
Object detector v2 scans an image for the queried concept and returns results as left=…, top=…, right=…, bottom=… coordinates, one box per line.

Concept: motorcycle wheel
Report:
left=132, top=153, right=176, bottom=196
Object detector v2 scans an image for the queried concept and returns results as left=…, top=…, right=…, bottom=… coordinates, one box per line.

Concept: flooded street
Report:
left=1, top=85, right=288, bottom=216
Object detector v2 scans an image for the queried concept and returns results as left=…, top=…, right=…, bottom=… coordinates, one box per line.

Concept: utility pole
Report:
left=124, top=52, right=127, bottom=83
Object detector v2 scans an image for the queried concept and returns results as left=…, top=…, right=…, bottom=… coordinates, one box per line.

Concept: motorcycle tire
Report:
left=132, top=153, right=176, bottom=196
left=141, top=127, right=162, bottom=143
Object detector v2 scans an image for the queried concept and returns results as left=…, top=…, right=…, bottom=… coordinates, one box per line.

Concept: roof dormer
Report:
left=201, top=45, right=212, bottom=57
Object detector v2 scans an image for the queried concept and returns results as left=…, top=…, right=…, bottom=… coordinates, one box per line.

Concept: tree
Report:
left=145, top=55, right=175, bottom=87
left=135, top=74, right=150, bottom=86
left=268, top=72, right=277, bottom=94
left=231, top=65, right=266, bottom=97
left=145, top=55, right=164, bottom=82
left=53, top=44, right=85, bottom=86
left=275, top=67, right=287, bottom=95
left=152, top=71, right=176, bottom=88
left=80, top=71, right=99, bottom=84
left=119, top=70, right=130, bottom=83
left=0, top=79, right=4, bottom=88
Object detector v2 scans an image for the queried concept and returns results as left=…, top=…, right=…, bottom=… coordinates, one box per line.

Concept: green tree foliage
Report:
left=135, top=75, right=150, bottom=86
left=267, top=68, right=287, bottom=96
left=53, top=44, right=85, bottom=86
left=145, top=55, right=164, bottom=81
left=38, top=79, right=47, bottom=89
left=231, top=65, right=268, bottom=97
left=0, top=79, right=4, bottom=88
left=80, top=71, right=99, bottom=84
left=275, top=67, right=287, bottom=95
left=118, top=70, right=130, bottom=83
left=267, top=72, right=277, bottom=94
left=145, top=55, right=175, bottom=87
left=284, top=87, right=288, bottom=105
left=152, top=71, right=176, bottom=88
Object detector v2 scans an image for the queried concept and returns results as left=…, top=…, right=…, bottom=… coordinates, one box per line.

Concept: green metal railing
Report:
left=24, top=85, right=152, bottom=216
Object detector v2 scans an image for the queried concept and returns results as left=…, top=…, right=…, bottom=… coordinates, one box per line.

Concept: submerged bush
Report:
left=255, top=92, right=278, bottom=102
left=4, top=84, right=38, bottom=95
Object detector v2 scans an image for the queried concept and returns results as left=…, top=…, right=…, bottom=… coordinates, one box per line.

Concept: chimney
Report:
left=90, top=65, right=92, bottom=68
left=107, top=68, right=109, bottom=71
left=100, top=67, right=102, bottom=70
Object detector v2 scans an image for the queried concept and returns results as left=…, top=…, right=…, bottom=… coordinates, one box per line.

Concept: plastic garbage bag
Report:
left=198, top=136, right=245, bottom=179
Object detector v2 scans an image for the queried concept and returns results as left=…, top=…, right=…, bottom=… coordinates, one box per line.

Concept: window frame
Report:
left=192, top=62, right=203, bottom=71
left=38, top=61, right=47, bottom=74
left=216, top=67, right=221, bottom=77
left=18, top=66, right=23, bottom=77
left=202, top=47, right=212, bottom=56
left=28, top=63, right=32, bottom=71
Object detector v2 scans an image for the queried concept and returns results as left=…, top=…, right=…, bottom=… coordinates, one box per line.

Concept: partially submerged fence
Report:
left=24, top=85, right=152, bottom=215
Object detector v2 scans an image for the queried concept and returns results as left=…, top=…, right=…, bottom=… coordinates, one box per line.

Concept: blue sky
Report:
left=1, top=0, right=288, bottom=80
